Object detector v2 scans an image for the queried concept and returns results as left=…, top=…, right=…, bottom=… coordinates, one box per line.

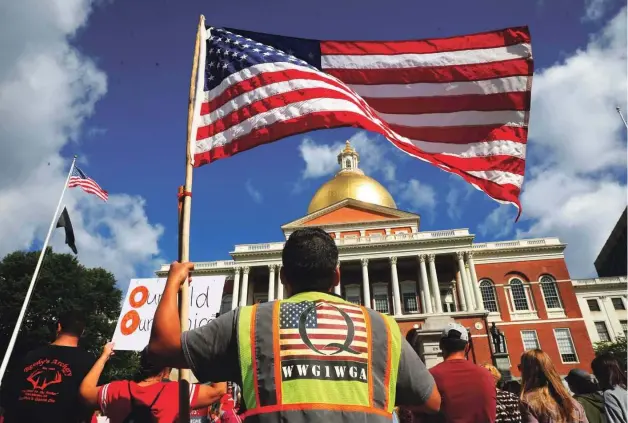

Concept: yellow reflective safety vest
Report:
left=237, top=291, right=402, bottom=423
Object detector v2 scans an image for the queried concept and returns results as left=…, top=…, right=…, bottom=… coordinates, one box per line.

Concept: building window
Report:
left=595, top=322, right=611, bottom=342
left=402, top=293, right=418, bottom=313
left=345, top=285, right=361, bottom=305
left=521, top=330, right=540, bottom=351
left=554, top=328, right=578, bottom=363
left=220, top=295, right=232, bottom=314
left=510, top=278, right=529, bottom=311
left=612, top=297, right=626, bottom=310
left=480, top=279, right=499, bottom=312
left=345, top=158, right=352, bottom=169
left=401, top=282, right=418, bottom=313
left=540, top=275, right=562, bottom=309
left=373, top=284, right=390, bottom=314
left=620, top=320, right=627, bottom=337
left=587, top=299, right=601, bottom=312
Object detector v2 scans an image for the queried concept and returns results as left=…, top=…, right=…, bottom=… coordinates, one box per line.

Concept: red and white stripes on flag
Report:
left=68, top=166, right=109, bottom=202
left=191, top=26, right=533, bottom=216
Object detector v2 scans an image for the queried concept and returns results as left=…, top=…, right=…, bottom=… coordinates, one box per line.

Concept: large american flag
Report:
left=190, top=26, right=533, bottom=215
left=279, top=301, right=367, bottom=363
left=68, top=166, right=108, bottom=202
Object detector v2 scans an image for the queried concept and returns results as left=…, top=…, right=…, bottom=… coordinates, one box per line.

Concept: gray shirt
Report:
left=604, top=386, right=627, bottom=423
left=181, top=309, right=435, bottom=409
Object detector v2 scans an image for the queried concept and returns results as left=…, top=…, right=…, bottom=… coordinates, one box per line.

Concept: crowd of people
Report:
left=0, top=311, right=242, bottom=423
left=0, top=228, right=626, bottom=423
left=396, top=326, right=627, bottom=423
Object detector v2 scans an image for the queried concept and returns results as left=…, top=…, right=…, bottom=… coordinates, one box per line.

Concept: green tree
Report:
left=594, top=336, right=628, bottom=371
left=0, top=248, right=139, bottom=383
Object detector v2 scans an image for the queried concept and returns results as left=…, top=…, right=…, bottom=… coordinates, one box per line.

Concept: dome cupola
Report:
left=307, top=141, right=397, bottom=214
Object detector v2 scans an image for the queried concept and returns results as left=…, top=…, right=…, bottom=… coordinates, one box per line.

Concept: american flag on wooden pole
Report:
left=189, top=25, right=533, bottom=219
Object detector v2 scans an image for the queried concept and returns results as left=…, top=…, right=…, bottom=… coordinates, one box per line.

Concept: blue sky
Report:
left=0, top=0, right=626, bottom=283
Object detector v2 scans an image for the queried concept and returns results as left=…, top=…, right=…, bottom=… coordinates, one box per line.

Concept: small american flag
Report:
left=68, top=166, right=108, bottom=202
left=279, top=301, right=367, bottom=363
left=191, top=25, right=533, bottom=216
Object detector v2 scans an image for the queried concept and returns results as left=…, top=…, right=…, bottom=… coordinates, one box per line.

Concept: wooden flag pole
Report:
left=178, top=14, right=205, bottom=423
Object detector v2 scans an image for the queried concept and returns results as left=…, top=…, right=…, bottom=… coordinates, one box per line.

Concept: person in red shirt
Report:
left=79, top=343, right=226, bottom=423
left=428, top=323, right=496, bottom=423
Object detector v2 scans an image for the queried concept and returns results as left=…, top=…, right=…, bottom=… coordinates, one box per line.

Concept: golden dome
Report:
left=307, top=141, right=397, bottom=214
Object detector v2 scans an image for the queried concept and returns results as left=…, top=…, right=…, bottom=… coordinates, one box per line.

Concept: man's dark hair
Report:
left=57, top=310, right=86, bottom=337
left=566, top=370, right=599, bottom=395
left=282, top=228, right=338, bottom=294
left=591, top=353, right=627, bottom=390
left=439, top=330, right=467, bottom=356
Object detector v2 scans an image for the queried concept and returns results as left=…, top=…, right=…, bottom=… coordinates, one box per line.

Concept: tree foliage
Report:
left=594, top=336, right=627, bottom=371
left=0, top=248, right=139, bottom=382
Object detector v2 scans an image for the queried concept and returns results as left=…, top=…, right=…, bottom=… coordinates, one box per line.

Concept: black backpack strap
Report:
left=128, top=381, right=135, bottom=404
left=148, top=385, right=166, bottom=408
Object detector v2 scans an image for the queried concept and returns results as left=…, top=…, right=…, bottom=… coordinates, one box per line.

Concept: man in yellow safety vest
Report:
left=149, top=227, right=441, bottom=423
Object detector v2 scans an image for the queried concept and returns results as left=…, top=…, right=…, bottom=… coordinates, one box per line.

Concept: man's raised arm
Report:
left=147, top=261, right=193, bottom=369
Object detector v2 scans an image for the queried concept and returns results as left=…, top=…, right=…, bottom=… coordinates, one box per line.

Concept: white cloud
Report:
left=245, top=180, right=263, bottom=204
left=0, top=0, right=164, bottom=283
left=478, top=205, right=515, bottom=239
left=298, top=138, right=341, bottom=179
left=478, top=8, right=627, bottom=277
left=528, top=8, right=627, bottom=173
left=397, top=179, right=437, bottom=213
left=445, top=174, right=475, bottom=221
left=583, top=0, right=610, bottom=21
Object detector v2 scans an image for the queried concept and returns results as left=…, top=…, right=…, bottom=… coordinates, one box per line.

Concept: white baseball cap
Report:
left=441, top=322, right=469, bottom=342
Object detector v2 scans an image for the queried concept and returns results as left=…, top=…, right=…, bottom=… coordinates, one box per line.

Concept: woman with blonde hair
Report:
left=519, top=349, right=588, bottom=423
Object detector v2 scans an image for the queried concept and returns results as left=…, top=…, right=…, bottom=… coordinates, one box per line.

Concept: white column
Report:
left=465, top=265, right=476, bottom=310
left=467, top=252, right=484, bottom=311
left=428, top=254, right=443, bottom=313
left=239, top=266, right=250, bottom=306
left=390, top=257, right=402, bottom=315
left=231, top=267, right=241, bottom=310
left=334, top=262, right=342, bottom=295
left=268, top=264, right=276, bottom=301
left=419, top=255, right=433, bottom=314
left=277, top=265, right=284, bottom=300
left=456, top=252, right=474, bottom=312
left=361, top=258, right=371, bottom=308
left=451, top=281, right=459, bottom=311
left=455, top=270, right=468, bottom=312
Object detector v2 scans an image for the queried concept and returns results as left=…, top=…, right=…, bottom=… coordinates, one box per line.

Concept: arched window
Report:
left=510, top=278, right=529, bottom=311
left=540, top=275, right=562, bottom=309
left=479, top=280, right=498, bottom=312
left=345, top=158, right=352, bottom=169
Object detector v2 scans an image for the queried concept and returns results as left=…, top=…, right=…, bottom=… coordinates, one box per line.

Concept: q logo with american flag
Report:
left=279, top=301, right=368, bottom=382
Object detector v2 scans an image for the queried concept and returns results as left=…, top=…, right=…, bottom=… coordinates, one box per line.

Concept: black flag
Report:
left=56, top=207, right=77, bottom=254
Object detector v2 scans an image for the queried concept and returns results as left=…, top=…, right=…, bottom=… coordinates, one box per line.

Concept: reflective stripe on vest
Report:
left=237, top=292, right=402, bottom=419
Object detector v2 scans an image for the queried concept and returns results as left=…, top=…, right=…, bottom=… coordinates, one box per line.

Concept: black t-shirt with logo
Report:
left=4, top=344, right=95, bottom=423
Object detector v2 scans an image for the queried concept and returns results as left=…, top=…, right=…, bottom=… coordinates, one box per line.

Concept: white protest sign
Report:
left=112, top=275, right=226, bottom=351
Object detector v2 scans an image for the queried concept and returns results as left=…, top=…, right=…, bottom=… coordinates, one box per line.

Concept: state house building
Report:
left=159, top=141, right=595, bottom=377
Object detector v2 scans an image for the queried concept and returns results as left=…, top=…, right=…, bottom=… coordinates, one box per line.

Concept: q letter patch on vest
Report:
left=279, top=301, right=367, bottom=383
